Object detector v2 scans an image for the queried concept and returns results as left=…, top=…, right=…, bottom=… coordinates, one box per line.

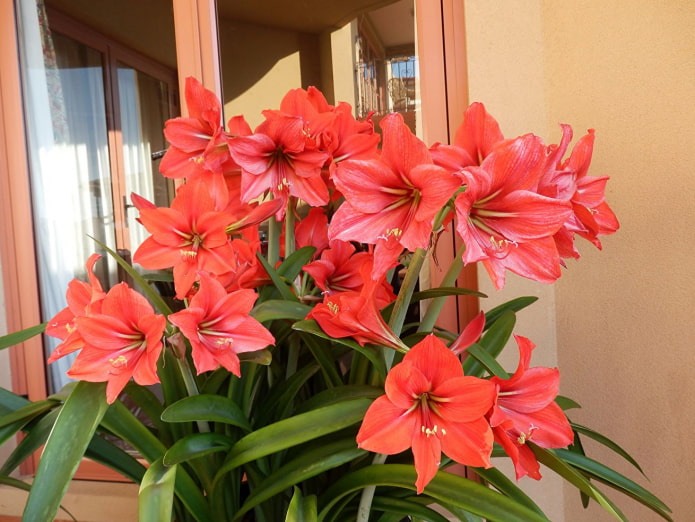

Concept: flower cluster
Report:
left=46, top=77, right=618, bottom=493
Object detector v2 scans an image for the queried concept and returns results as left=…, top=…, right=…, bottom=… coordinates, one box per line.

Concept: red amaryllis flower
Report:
left=227, top=112, right=330, bottom=216
left=160, top=77, right=235, bottom=206
left=430, top=102, right=505, bottom=171
left=295, top=207, right=329, bottom=257
left=548, top=129, right=619, bottom=259
left=64, top=283, right=165, bottom=404
left=357, top=335, right=496, bottom=493
left=329, top=113, right=460, bottom=255
left=454, top=134, right=572, bottom=289
left=307, top=268, right=405, bottom=352
left=303, top=240, right=396, bottom=308
left=133, top=180, right=236, bottom=299
left=168, top=272, right=274, bottom=376
left=487, top=335, right=574, bottom=480
left=46, top=254, right=106, bottom=362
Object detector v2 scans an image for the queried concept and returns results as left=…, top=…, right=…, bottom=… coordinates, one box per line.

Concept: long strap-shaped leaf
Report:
left=22, top=381, right=109, bottom=522
left=212, top=398, right=371, bottom=491
left=139, top=457, right=177, bottom=522
left=233, top=438, right=365, bottom=520
left=530, top=444, right=627, bottom=521
left=554, top=448, right=672, bottom=521
left=317, top=464, right=550, bottom=522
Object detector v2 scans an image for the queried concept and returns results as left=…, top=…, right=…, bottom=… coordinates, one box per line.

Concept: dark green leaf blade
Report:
left=22, top=381, right=109, bottom=522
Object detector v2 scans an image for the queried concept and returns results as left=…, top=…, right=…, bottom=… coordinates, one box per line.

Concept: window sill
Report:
left=0, top=478, right=138, bottom=521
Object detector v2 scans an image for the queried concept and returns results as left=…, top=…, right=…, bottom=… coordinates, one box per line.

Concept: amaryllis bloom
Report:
left=168, top=272, right=274, bottom=376
left=303, top=240, right=396, bottom=307
left=46, top=254, right=106, bottom=362
left=160, top=77, right=236, bottom=206
left=329, top=113, right=459, bottom=278
left=295, top=207, right=329, bottom=257
left=455, top=134, right=572, bottom=289
left=307, top=270, right=405, bottom=352
left=227, top=112, right=330, bottom=215
left=356, top=335, right=496, bottom=493
left=329, top=113, right=460, bottom=256
left=545, top=129, right=619, bottom=259
left=133, top=180, right=236, bottom=299
left=449, top=311, right=486, bottom=355
left=488, top=335, right=574, bottom=480
left=63, top=283, right=166, bottom=404
left=430, top=102, right=505, bottom=171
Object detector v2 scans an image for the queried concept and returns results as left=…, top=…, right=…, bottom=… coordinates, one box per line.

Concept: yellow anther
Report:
left=109, top=355, right=128, bottom=368
left=327, top=302, right=339, bottom=314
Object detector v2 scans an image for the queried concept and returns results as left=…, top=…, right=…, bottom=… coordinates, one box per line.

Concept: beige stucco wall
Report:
left=466, top=1, right=694, bottom=521
left=218, top=18, right=324, bottom=129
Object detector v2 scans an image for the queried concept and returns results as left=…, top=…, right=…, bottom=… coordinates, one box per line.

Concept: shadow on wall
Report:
left=219, top=17, right=323, bottom=116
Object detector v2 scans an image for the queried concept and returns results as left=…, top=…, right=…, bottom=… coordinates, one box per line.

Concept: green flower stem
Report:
left=356, top=453, right=388, bottom=522
left=267, top=215, right=281, bottom=266
left=284, top=197, right=296, bottom=259
left=388, top=247, right=428, bottom=337
left=175, top=357, right=210, bottom=434
left=418, top=243, right=466, bottom=333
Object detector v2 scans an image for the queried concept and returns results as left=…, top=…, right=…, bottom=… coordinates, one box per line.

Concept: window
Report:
left=16, top=5, right=178, bottom=395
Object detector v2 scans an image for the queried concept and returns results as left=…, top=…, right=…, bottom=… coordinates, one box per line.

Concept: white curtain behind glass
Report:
left=17, top=0, right=118, bottom=392
left=118, top=68, right=153, bottom=251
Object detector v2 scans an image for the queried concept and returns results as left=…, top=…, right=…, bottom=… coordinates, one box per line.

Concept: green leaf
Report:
left=465, top=344, right=510, bottom=378
left=318, top=465, right=549, bottom=522
left=295, top=384, right=382, bottom=414
left=371, top=495, right=451, bottom=522
left=472, top=466, right=545, bottom=516
left=0, top=387, right=31, bottom=412
left=163, top=432, right=235, bottom=466
left=213, top=398, right=370, bottom=490
left=556, top=395, right=582, bottom=410
left=0, top=322, right=46, bottom=350
left=302, top=334, right=343, bottom=388
left=277, top=246, right=316, bottom=280
left=530, top=444, right=628, bottom=521
left=555, top=448, right=672, bottom=520
left=0, top=407, right=60, bottom=475
left=252, top=299, right=313, bottom=323
left=286, top=487, right=318, bottom=522
left=293, top=320, right=386, bottom=380
left=464, top=310, right=516, bottom=377
left=0, top=398, right=60, bottom=429
left=139, top=457, right=177, bottom=522
left=101, top=399, right=167, bottom=462
left=571, top=423, right=644, bottom=474
left=85, top=435, right=147, bottom=483
left=161, top=394, right=252, bottom=432
left=256, top=252, right=299, bottom=302
left=382, top=287, right=486, bottom=320
left=234, top=438, right=365, bottom=520
left=484, top=296, right=538, bottom=328
left=22, top=381, right=109, bottom=522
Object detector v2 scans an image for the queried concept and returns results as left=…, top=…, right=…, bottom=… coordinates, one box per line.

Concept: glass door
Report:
left=17, top=1, right=177, bottom=393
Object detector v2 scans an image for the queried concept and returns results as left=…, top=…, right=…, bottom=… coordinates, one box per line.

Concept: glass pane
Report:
left=17, top=4, right=118, bottom=392
left=116, top=63, right=174, bottom=254
left=217, top=0, right=420, bottom=135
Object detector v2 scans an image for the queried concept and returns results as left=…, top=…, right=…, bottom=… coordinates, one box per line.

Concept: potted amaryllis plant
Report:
left=0, top=77, right=671, bottom=522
